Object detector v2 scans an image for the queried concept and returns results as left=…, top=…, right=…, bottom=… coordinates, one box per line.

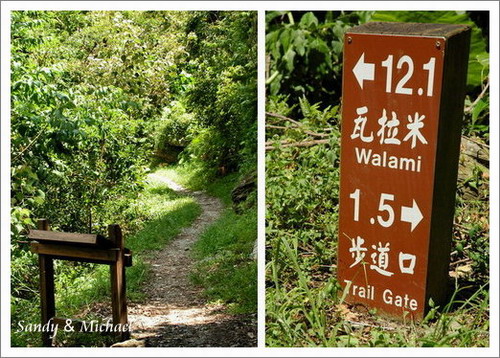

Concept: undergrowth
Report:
left=11, top=172, right=200, bottom=347
left=265, top=10, right=489, bottom=348
left=265, top=99, right=489, bottom=347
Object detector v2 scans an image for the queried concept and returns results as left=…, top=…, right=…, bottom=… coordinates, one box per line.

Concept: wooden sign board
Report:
left=337, top=22, right=470, bottom=319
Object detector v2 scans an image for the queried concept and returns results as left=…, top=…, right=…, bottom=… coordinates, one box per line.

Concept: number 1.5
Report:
left=349, top=188, right=396, bottom=228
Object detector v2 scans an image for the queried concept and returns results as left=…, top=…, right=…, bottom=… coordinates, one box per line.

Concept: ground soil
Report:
left=116, top=173, right=257, bottom=347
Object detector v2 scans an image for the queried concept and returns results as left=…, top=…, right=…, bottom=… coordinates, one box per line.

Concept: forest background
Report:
left=9, top=10, right=257, bottom=347
left=265, top=10, right=491, bottom=347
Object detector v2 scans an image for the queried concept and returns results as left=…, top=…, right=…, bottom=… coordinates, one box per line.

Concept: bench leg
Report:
left=111, top=257, right=129, bottom=340
left=39, top=254, right=55, bottom=347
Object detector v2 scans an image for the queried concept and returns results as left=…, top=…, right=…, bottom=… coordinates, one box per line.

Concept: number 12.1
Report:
left=381, top=55, right=435, bottom=97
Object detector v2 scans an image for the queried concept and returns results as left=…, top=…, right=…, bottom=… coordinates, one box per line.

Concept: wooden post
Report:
left=108, top=224, right=129, bottom=340
left=37, top=219, right=55, bottom=346
left=337, top=23, right=471, bottom=319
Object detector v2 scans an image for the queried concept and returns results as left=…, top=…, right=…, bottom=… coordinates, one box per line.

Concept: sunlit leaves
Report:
left=182, top=11, right=257, bottom=172
left=266, top=11, right=360, bottom=111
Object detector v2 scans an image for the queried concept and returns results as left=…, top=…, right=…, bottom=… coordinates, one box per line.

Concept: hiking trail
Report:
left=118, top=173, right=256, bottom=347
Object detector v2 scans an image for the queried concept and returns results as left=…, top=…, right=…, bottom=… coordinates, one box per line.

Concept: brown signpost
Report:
left=337, top=22, right=471, bottom=319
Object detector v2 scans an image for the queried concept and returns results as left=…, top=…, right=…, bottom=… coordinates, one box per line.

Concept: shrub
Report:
left=154, top=101, right=194, bottom=163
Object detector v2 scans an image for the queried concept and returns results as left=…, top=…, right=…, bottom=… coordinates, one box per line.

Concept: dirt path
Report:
left=121, top=173, right=257, bottom=347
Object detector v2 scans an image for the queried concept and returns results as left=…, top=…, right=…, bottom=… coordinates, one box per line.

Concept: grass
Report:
left=191, top=208, right=257, bottom=314
left=266, top=261, right=489, bottom=347
left=11, top=170, right=201, bottom=347
left=159, top=163, right=257, bottom=314
left=265, top=136, right=490, bottom=347
left=156, top=165, right=238, bottom=205
left=11, top=162, right=256, bottom=346
left=264, top=98, right=490, bottom=347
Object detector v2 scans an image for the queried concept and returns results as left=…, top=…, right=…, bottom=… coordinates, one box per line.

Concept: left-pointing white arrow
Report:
left=401, top=200, right=423, bottom=232
left=353, top=53, right=375, bottom=89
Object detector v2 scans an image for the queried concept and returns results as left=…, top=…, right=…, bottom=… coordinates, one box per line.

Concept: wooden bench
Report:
left=28, top=219, right=132, bottom=346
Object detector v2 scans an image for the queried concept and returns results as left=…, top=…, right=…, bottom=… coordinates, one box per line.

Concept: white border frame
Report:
left=1, top=1, right=499, bottom=357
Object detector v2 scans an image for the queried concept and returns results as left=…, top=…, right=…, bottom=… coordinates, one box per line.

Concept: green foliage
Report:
left=11, top=11, right=157, bottom=244
left=266, top=99, right=341, bottom=304
left=266, top=11, right=368, bottom=110
left=184, top=127, right=226, bottom=170
left=463, top=51, right=489, bottom=141
left=11, top=171, right=201, bottom=347
left=59, top=11, right=186, bottom=115
left=453, top=176, right=490, bottom=285
left=369, top=11, right=489, bottom=90
left=266, top=11, right=489, bottom=120
left=265, top=11, right=489, bottom=346
left=182, top=11, right=257, bottom=173
left=154, top=101, right=194, bottom=161
left=191, top=209, right=257, bottom=313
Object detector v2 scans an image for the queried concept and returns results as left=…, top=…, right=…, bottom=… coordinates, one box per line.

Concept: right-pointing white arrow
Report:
left=401, top=200, right=423, bottom=232
left=352, top=53, right=375, bottom=89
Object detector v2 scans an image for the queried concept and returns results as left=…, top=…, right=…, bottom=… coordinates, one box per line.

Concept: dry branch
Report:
left=265, top=139, right=330, bottom=151
left=266, top=124, right=289, bottom=130
left=265, top=112, right=332, bottom=138
left=266, top=111, right=303, bottom=127
left=12, top=124, right=49, bottom=163
left=265, top=139, right=290, bottom=145
left=464, top=81, right=489, bottom=113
